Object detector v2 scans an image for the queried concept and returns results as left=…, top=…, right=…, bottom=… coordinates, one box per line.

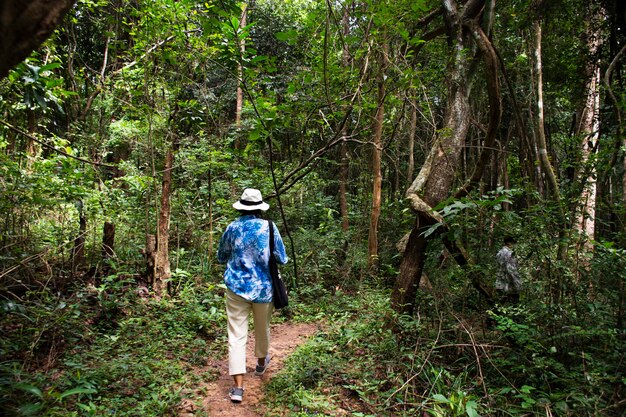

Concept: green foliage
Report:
left=0, top=0, right=625, bottom=416
left=0, top=282, right=226, bottom=416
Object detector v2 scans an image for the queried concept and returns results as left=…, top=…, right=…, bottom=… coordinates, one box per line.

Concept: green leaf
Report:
left=432, top=394, right=450, bottom=403
left=14, top=383, right=43, bottom=399
left=18, top=402, right=43, bottom=416
left=422, top=222, right=443, bottom=238
left=466, top=400, right=480, bottom=417
left=58, top=387, right=98, bottom=400
left=40, top=63, right=62, bottom=72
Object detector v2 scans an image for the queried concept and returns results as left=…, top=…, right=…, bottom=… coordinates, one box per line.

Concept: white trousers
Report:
left=225, top=289, right=273, bottom=375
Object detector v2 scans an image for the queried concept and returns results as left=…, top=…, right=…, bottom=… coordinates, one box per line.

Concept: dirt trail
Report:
left=179, top=322, right=319, bottom=417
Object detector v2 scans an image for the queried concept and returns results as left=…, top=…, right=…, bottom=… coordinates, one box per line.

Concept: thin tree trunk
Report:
left=496, top=44, right=535, bottom=188
left=367, top=42, right=388, bottom=271
left=234, top=3, right=247, bottom=130
left=407, top=96, right=417, bottom=184
left=339, top=2, right=351, bottom=232
left=339, top=140, right=349, bottom=232
left=144, top=234, right=156, bottom=287
left=71, top=200, right=86, bottom=272
left=102, top=221, right=115, bottom=277
left=207, top=169, right=214, bottom=270
left=533, top=19, right=568, bottom=260
left=533, top=22, right=560, bottom=198
left=154, top=145, right=174, bottom=296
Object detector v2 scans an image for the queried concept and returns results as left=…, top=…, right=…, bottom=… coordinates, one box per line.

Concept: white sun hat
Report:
left=232, top=188, right=270, bottom=211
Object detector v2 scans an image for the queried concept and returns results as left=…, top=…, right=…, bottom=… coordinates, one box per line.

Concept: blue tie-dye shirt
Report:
left=217, top=215, right=288, bottom=303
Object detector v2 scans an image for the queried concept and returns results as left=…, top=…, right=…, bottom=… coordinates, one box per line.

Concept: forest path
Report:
left=179, top=322, right=320, bottom=417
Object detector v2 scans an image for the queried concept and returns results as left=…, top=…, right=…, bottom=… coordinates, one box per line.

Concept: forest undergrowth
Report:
left=3, top=264, right=623, bottom=417
left=264, top=280, right=625, bottom=417
left=2, top=0, right=626, bottom=415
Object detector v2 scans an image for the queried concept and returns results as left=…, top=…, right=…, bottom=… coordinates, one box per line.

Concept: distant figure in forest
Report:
left=217, top=188, right=288, bottom=403
left=495, top=236, right=522, bottom=304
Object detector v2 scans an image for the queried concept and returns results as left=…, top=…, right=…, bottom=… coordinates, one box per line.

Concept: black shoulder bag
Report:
left=268, top=220, right=288, bottom=309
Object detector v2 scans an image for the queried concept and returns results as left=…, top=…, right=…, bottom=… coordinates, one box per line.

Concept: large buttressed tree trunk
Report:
left=0, top=0, right=76, bottom=79
left=391, top=0, right=491, bottom=315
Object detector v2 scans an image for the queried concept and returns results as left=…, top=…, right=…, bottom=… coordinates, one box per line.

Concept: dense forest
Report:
left=1, top=0, right=625, bottom=415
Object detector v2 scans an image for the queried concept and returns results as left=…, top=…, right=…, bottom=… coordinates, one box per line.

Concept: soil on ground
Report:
left=179, top=322, right=319, bottom=417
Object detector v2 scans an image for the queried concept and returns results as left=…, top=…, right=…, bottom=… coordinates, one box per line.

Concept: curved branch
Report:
left=455, top=19, right=501, bottom=198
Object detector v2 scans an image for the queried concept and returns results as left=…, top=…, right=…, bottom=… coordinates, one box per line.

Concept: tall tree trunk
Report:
left=339, top=2, right=351, bottom=232
left=532, top=21, right=559, bottom=198
left=339, top=140, right=349, bottom=232
left=234, top=3, right=247, bottom=130
left=207, top=169, right=214, bottom=268
left=392, top=0, right=480, bottom=314
left=532, top=17, right=568, bottom=261
left=573, top=7, right=603, bottom=253
left=367, top=42, right=388, bottom=271
left=154, top=143, right=175, bottom=296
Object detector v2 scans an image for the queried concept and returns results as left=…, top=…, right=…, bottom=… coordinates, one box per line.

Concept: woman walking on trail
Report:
left=217, top=188, right=289, bottom=403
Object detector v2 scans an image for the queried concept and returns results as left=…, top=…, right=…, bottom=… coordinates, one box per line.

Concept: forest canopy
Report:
left=0, top=0, right=624, bottom=416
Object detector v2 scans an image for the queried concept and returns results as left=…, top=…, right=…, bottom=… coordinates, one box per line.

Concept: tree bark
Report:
left=154, top=144, right=174, bottom=296
left=367, top=42, right=388, bottom=271
left=532, top=18, right=568, bottom=260
left=0, top=0, right=76, bottom=80
left=143, top=234, right=156, bottom=287
left=339, top=2, right=351, bottom=232
left=392, top=0, right=482, bottom=314
left=455, top=18, right=501, bottom=198
left=532, top=21, right=559, bottom=199
left=102, top=221, right=115, bottom=278
left=573, top=7, right=603, bottom=252
left=234, top=3, right=247, bottom=129
left=391, top=219, right=431, bottom=314
left=71, top=200, right=86, bottom=272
